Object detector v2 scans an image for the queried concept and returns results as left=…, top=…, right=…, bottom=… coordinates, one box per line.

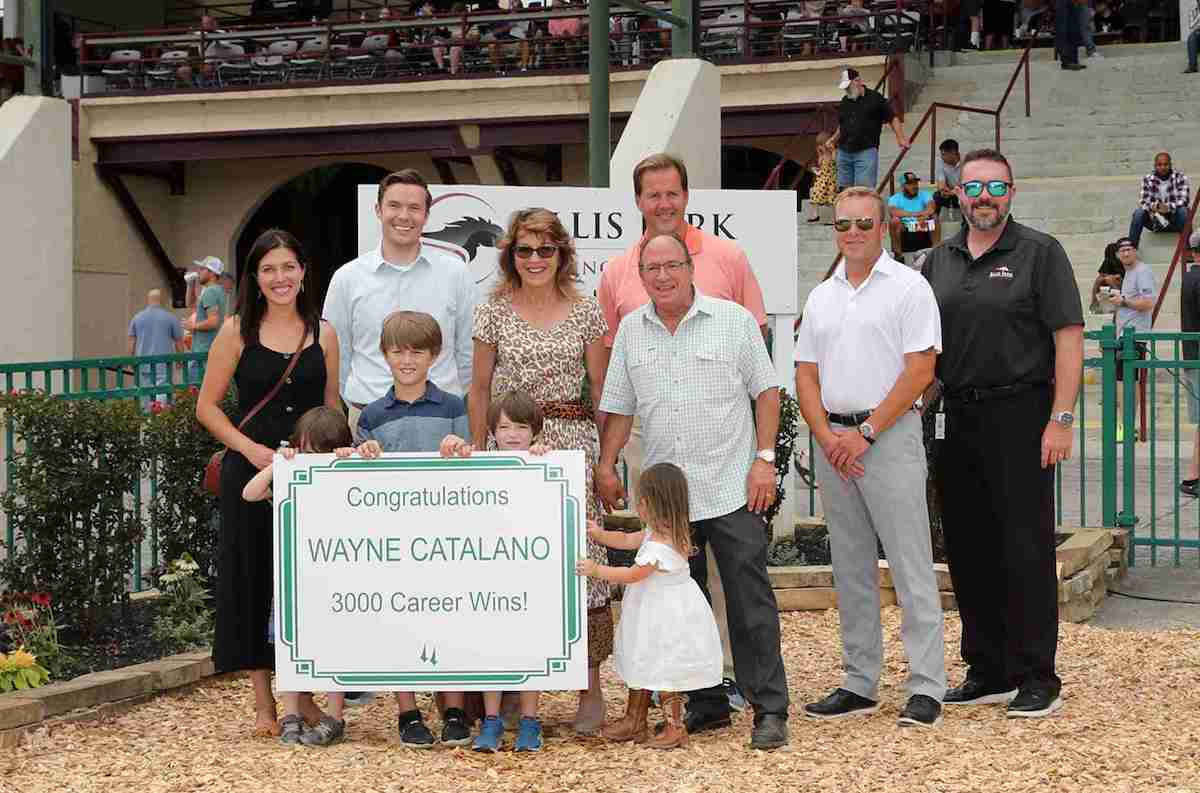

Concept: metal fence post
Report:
left=588, top=0, right=611, bottom=188
left=1100, top=323, right=1118, bottom=527
left=1119, top=327, right=1139, bottom=556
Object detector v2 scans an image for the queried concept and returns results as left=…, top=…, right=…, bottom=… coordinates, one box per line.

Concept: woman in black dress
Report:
left=197, top=229, right=341, bottom=736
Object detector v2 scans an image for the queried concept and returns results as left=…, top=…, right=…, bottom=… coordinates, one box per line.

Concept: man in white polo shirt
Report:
left=323, top=169, right=478, bottom=435
left=794, top=186, right=947, bottom=729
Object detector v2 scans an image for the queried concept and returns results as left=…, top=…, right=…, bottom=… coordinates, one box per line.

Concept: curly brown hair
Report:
left=493, top=207, right=579, bottom=300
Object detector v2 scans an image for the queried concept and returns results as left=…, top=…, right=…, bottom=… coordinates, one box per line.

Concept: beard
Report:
left=964, top=199, right=1011, bottom=231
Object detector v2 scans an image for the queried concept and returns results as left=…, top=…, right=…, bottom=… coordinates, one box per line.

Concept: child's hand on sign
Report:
left=357, top=440, right=384, bottom=459
left=279, top=446, right=297, bottom=461
left=333, top=447, right=355, bottom=459
left=439, top=434, right=473, bottom=458
left=575, top=558, right=597, bottom=578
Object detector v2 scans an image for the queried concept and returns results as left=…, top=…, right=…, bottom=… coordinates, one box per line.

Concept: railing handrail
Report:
left=820, top=38, right=1034, bottom=281
left=1150, top=188, right=1200, bottom=326
left=0, top=351, right=205, bottom=376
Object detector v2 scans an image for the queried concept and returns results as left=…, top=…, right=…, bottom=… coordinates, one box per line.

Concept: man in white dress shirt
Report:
left=322, top=169, right=478, bottom=434
left=794, top=186, right=947, bottom=729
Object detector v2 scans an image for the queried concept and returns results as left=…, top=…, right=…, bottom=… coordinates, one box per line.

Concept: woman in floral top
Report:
left=468, top=207, right=612, bottom=734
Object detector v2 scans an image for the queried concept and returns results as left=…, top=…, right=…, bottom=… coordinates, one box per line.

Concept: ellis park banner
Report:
left=273, top=450, right=588, bottom=692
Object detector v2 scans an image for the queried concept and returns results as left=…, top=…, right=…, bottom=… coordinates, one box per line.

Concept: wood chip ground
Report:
left=2, top=611, right=1198, bottom=793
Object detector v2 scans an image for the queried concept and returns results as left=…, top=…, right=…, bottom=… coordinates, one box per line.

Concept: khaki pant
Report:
left=625, top=418, right=735, bottom=681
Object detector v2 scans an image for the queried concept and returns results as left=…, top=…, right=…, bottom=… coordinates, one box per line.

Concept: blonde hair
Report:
left=638, top=463, right=695, bottom=557
left=833, top=186, right=887, bottom=222
left=632, top=153, right=689, bottom=197
left=493, top=207, right=580, bottom=300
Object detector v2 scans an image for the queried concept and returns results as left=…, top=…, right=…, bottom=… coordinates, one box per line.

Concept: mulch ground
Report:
left=2, top=610, right=1199, bottom=793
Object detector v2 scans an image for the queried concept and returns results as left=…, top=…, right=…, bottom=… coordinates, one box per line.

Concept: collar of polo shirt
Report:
left=834, top=250, right=900, bottom=284
left=386, top=381, right=442, bottom=406
left=946, top=215, right=1020, bottom=256
left=372, top=243, right=431, bottom=271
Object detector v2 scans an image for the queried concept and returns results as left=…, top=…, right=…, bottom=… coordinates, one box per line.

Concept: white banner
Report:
left=273, top=450, right=588, bottom=692
left=356, top=185, right=799, bottom=314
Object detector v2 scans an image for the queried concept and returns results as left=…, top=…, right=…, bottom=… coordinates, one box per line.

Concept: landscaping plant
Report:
left=151, top=553, right=214, bottom=652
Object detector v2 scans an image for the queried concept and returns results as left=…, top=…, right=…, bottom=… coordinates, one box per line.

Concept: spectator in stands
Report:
left=184, top=256, right=228, bottom=382
left=962, top=0, right=984, bottom=48
left=1088, top=240, right=1123, bottom=316
left=837, top=0, right=873, bottom=52
left=888, top=172, right=939, bottom=257
left=1055, top=0, right=1086, bottom=70
left=934, top=138, right=961, bottom=217
left=1185, top=5, right=1199, bottom=73
left=1178, top=231, right=1200, bottom=496
left=1077, top=0, right=1102, bottom=59
left=128, top=288, right=185, bottom=405
left=546, top=0, right=585, bottom=67
left=1092, top=0, right=1123, bottom=33
left=982, top=0, right=1016, bottom=49
left=480, top=0, right=532, bottom=73
left=422, top=0, right=464, bottom=76
left=1129, top=152, right=1191, bottom=248
left=825, top=67, right=910, bottom=191
left=1017, top=0, right=1052, bottom=38
left=1105, top=236, right=1156, bottom=442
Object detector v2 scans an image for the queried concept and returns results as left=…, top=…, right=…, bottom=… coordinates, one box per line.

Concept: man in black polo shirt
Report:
left=1179, top=231, right=1200, bottom=497
left=921, top=148, right=1083, bottom=719
left=823, top=67, right=909, bottom=191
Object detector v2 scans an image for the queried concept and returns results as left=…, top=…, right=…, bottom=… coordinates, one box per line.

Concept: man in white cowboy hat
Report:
left=184, top=255, right=228, bottom=382
left=823, top=66, right=910, bottom=191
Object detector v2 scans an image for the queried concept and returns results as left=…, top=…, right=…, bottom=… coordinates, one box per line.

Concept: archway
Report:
left=234, top=162, right=390, bottom=308
left=721, top=145, right=807, bottom=210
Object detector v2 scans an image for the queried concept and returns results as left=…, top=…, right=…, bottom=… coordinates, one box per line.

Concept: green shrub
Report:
left=0, top=392, right=145, bottom=637
left=762, top=388, right=801, bottom=532
left=152, top=553, right=214, bottom=652
left=141, top=388, right=222, bottom=579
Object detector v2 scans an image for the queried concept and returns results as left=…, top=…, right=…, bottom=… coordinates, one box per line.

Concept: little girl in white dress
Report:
left=576, top=463, right=722, bottom=749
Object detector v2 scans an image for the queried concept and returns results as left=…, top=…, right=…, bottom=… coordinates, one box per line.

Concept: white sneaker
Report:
left=1088, top=50, right=1104, bottom=59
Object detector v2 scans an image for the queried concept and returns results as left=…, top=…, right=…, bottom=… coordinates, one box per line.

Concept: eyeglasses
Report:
left=513, top=244, right=558, bottom=259
left=833, top=217, right=877, bottom=232
left=638, top=261, right=689, bottom=276
left=961, top=180, right=1013, bottom=198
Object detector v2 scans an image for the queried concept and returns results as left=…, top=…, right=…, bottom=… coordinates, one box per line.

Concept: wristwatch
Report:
left=1051, top=411, right=1075, bottom=428
left=755, top=449, right=776, bottom=464
left=858, top=422, right=876, bottom=444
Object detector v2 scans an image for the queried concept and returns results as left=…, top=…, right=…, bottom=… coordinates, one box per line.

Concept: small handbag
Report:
left=202, top=334, right=307, bottom=496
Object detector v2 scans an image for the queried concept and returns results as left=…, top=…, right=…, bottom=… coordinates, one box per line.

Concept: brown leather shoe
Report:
left=647, top=693, right=688, bottom=750
left=601, top=688, right=651, bottom=742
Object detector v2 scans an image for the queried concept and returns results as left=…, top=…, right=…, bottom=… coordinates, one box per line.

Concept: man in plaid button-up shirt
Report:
left=596, top=232, right=790, bottom=751
left=1129, top=152, right=1191, bottom=247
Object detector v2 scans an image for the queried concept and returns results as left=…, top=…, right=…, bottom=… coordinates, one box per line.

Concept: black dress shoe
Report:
left=684, top=709, right=733, bottom=733
left=897, top=694, right=943, bottom=728
left=1061, top=63, right=1086, bottom=71
left=749, top=713, right=788, bottom=750
left=944, top=677, right=1017, bottom=706
left=1184, top=66, right=1198, bottom=74
left=1007, top=687, right=1064, bottom=718
left=803, top=688, right=879, bottom=719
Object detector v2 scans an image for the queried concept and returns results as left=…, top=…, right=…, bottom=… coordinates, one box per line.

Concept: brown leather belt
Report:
left=539, top=400, right=590, bottom=421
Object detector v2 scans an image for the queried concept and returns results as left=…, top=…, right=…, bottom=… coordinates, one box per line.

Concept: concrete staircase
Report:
left=795, top=42, right=1200, bottom=433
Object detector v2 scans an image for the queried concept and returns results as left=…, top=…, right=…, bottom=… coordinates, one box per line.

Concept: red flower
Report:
left=30, top=592, right=50, bottom=608
left=149, top=402, right=164, bottom=414
left=188, top=386, right=199, bottom=396
left=2, top=610, right=18, bottom=625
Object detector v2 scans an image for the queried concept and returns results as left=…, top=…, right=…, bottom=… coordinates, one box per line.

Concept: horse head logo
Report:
left=423, top=216, right=505, bottom=262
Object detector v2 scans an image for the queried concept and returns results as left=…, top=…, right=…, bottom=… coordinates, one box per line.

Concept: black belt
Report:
left=943, top=382, right=1049, bottom=405
left=349, top=401, right=367, bottom=410
left=827, top=410, right=873, bottom=427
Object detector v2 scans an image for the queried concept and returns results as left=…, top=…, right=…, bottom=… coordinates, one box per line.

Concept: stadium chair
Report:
left=250, top=40, right=298, bottom=84
left=101, top=49, right=143, bottom=90
left=346, top=33, right=391, bottom=79
left=288, top=36, right=329, bottom=81
left=144, top=49, right=190, bottom=89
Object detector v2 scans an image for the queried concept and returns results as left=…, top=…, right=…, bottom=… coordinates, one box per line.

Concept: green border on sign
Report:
left=275, top=455, right=583, bottom=686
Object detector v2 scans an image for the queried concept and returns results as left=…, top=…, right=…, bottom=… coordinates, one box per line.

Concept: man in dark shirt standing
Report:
left=824, top=67, right=909, bottom=191
left=1179, top=232, right=1200, bottom=496
left=921, top=148, right=1084, bottom=719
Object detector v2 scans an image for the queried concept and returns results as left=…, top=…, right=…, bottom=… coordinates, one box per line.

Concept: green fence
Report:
left=0, top=352, right=207, bottom=591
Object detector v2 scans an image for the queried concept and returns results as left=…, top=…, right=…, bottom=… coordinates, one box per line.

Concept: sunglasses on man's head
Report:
left=513, top=244, right=558, bottom=259
left=961, top=180, right=1013, bottom=198
left=833, top=217, right=877, bottom=232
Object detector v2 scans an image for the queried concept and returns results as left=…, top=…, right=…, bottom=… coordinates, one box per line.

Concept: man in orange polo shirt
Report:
left=597, top=152, right=769, bottom=736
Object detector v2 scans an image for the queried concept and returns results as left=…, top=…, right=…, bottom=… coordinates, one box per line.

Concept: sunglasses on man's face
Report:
left=833, top=217, right=877, bottom=232
left=513, top=244, right=558, bottom=259
left=961, top=180, right=1013, bottom=198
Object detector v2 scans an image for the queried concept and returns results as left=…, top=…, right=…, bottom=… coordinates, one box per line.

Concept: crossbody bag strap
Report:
left=234, top=329, right=309, bottom=434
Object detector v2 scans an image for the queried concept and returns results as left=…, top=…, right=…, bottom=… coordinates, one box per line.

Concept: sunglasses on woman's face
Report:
left=513, top=244, right=558, bottom=259
left=961, top=180, right=1013, bottom=198
left=833, top=217, right=877, bottom=232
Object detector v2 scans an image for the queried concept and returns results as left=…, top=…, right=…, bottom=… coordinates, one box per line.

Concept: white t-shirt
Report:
left=795, top=251, right=942, bottom=413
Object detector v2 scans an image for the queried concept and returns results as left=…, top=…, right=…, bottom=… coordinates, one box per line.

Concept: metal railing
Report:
left=1150, top=188, right=1200, bottom=325
left=1, top=352, right=208, bottom=591
left=78, top=3, right=925, bottom=95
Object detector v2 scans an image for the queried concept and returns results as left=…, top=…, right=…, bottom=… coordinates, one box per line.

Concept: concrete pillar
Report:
left=609, top=57, right=721, bottom=190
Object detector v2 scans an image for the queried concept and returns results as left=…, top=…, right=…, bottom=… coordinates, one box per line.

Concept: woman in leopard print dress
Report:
left=468, top=207, right=613, bottom=735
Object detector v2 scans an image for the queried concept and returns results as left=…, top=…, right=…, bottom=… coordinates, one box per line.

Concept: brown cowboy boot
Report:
left=647, top=693, right=688, bottom=750
left=601, top=688, right=651, bottom=742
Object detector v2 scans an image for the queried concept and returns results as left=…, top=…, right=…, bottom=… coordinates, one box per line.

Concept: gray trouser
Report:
left=813, top=410, right=946, bottom=702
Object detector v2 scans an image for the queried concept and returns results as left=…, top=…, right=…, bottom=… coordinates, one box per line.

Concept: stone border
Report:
left=0, top=649, right=214, bottom=747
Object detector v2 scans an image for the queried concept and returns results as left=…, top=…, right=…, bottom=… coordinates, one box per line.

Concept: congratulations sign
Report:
left=273, top=451, right=588, bottom=692
left=356, top=185, right=799, bottom=314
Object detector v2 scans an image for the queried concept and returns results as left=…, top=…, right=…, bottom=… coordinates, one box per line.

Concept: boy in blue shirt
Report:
left=354, top=309, right=472, bottom=748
